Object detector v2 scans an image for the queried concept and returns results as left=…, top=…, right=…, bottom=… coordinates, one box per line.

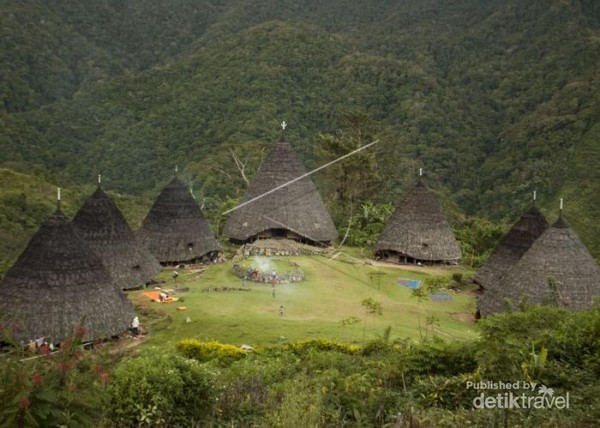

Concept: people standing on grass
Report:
left=132, top=316, right=140, bottom=337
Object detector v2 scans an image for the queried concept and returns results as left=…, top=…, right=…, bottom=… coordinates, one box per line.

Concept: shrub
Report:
left=398, top=337, right=478, bottom=381
left=265, top=375, right=323, bottom=427
left=106, top=352, right=214, bottom=427
left=0, top=327, right=109, bottom=427
left=287, top=338, right=360, bottom=355
left=177, top=339, right=247, bottom=365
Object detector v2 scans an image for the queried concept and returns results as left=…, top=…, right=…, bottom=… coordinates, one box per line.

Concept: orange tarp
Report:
left=143, top=291, right=179, bottom=303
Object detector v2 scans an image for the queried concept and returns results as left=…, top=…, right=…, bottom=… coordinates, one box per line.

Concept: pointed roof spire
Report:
left=98, top=174, right=102, bottom=187
left=175, top=165, right=178, bottom=176
left=554, top=198, right=569, bottom=228
left=279, top=120, right=288, bottom=142
left=56, top=187, right=61, bottom=210
left=416, top=167, right=425, bottom=188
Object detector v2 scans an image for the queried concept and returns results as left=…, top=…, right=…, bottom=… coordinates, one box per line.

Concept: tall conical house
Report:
left=474, top=205, right=549, bottom=292
left=478, top=207, right=600, bottom=316
left=0, top=199, right=134, bottom=343
left=222, top=131, right=337, bottom=244
left=72, top=182, right=162, bottom=290
left=137, top=176, right=220, bottom=264
left=375, top=176, right=461, bottom=264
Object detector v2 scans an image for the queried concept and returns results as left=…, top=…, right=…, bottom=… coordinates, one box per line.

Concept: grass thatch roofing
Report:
left=72, top=187, right=162, bottom=289
left=478, top=214, right=600, bottom=316
left=474, top=206, right=549, bottom=291
left=0, top=208, right=135, bottom=343
left=374, top=179, right=461, bottom=262
left=222, top=135, right=337, bottom=243
left=136, top=177, right=220, bottom=263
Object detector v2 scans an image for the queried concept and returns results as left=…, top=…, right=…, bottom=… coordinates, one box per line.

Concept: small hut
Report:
left=137, top=176, right=220, bottom=264
left=0, top=205, right=135, bottom=343
left=474, top=205, right=549, bottom=291
left=478, top=211, right=600, bottom=316
left=222, top=133, right=337, bottom=245
left=72, top=184, right=162, bottom=290
left=374, top=178, right=461, bottom=264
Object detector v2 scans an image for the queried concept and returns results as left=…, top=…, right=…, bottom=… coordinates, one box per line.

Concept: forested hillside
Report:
left=1, top=0, right=599, bottom=265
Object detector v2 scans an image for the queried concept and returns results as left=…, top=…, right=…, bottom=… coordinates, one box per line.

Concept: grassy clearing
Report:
left=129, top=253, right=478, bottom=353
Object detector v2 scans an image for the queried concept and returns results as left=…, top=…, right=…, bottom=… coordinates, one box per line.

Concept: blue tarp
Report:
left=397, top=278, right=421, bottom=288
left=430, top=292, right=453, bottom=302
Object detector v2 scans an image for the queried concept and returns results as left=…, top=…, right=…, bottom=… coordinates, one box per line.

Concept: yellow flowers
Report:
left=177, top=339, right=247, bottom=365
left=287, top=338, right=361, bottom=355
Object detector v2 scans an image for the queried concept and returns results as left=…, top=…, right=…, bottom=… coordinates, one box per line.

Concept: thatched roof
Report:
left=72, top=186, right=161, bottom=289
left=222, top=135, right=337, bottom=243
left=0, top=208, right=135, bottom=343
left=374, top=179, right=461, bottom=262
left=474, top=206, right=549, bottom=291
left=136, top=177, right=220, bottom=263
left=478, top=213, right=600, bottom=316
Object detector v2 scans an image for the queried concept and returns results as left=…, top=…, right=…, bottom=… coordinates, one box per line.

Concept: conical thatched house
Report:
left=73, top=186, right=162, bottom=290
left=478, top=213, right=600, bottom=316
left=374, top=179, right=461, bottom=264
left=222, top=134, right=337, bottom=244
left=474, top=206, right=549, bottom=291
left=137, top=176, right=220, bottom=264
left=0, top=207, right=135, bottom=343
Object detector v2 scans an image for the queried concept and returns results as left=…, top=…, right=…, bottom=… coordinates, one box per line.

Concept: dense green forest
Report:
left=1, top=0, right=600, bottom=267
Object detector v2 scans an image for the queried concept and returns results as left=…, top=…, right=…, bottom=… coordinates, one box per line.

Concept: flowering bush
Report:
left=177, top=339, right=247, bottom=365
left=0, top=324, right=109, bottom=427
left=287, top=338, right=361, bottom=355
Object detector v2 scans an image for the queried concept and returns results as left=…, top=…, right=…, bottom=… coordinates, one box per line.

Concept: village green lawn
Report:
left=128, top=253, right=478, bottom=354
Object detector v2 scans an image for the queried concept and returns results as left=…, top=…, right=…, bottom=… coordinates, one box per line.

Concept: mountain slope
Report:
left=1, top=0, right=599, bottom=260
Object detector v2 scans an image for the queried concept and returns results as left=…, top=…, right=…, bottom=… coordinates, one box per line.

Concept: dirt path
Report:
left=108, top=334, right=148, bottom=355
left=368, top=260, right=462, bottom=276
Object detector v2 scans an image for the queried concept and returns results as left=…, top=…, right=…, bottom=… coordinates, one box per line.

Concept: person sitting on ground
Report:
left=38, top=340, right=50, bottom=355
left=159, top=291, right=168, bottom=302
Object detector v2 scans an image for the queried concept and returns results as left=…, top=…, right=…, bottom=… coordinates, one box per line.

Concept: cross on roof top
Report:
left=281, top=121, right=287, bottom=130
